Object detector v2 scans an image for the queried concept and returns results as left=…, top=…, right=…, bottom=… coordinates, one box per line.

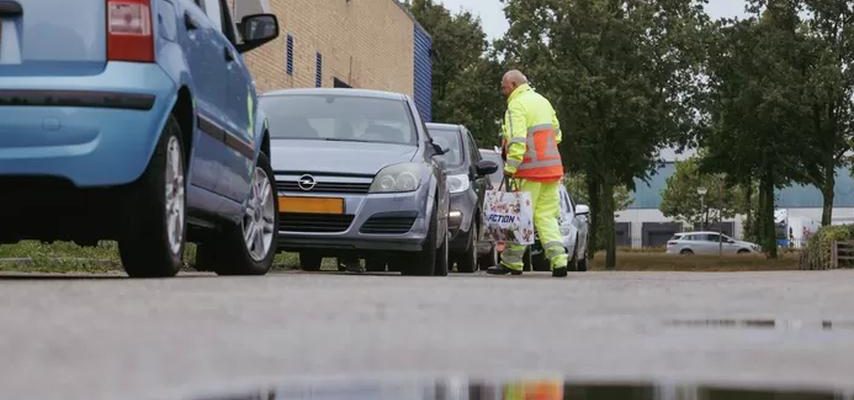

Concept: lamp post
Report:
left=697, top=187, right=708, bottom=230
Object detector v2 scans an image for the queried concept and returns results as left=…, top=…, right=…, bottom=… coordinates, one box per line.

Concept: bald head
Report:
left=501, top=70, right=528, bottom=97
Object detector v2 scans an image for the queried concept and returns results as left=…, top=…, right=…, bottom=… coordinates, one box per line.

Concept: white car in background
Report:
left=666, top=231, right=760, bottom=255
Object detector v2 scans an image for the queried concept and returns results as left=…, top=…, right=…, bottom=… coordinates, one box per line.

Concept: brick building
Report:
left=230, top=0, right=433, bottom=120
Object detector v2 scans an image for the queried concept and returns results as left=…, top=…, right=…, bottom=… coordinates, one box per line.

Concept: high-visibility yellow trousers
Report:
left=500, top=179, right=568, bottom=271
left=503, top=379, right=564, bottom=400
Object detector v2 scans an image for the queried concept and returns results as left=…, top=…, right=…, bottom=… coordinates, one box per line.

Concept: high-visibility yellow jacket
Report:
left=502, top=84, right=564, bottom=181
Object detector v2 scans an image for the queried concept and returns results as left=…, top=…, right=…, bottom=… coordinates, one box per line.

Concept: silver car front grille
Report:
left=275, top=174, right=373, bottom=195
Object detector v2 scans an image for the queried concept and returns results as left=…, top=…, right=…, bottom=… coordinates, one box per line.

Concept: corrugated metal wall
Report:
left=413, top=24, right=433, bottom=122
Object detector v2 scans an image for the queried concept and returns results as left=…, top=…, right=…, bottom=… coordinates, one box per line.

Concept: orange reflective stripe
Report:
left=517, top=124, right=563, bottom=180
left=527, top=123, right=554, bottom=134
left=517, top=159, right=562, bottom=171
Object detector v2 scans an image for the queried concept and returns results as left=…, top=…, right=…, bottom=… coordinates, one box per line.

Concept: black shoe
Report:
left=552, top=267, right=567, bottom=278
left=486, top=265, right=523, bottom=276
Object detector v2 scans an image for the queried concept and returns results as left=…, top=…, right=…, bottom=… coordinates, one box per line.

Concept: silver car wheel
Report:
left=165, top=136, right=185, bottom=256
left=243, top=166, right=275, bottom=262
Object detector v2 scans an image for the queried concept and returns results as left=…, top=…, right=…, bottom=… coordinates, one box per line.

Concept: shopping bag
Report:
left=482, top=186, right=535, bottom=245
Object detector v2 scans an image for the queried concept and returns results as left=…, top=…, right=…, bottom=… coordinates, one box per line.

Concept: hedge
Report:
left=801, top=225, right=854, bottom=270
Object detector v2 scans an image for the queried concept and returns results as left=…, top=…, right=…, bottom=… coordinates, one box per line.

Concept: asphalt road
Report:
left=2, top=270, right=854, bottom=400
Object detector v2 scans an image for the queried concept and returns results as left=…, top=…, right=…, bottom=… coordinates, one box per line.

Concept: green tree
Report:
left=797, top=0, right=854, bottom=226
left=702, top=1, right=812, bottom=258
left=499, top=0, right=708, bottom=269
left=659, top=158, right=744, bottom=228
left=404, top=0, right=505, bottom=146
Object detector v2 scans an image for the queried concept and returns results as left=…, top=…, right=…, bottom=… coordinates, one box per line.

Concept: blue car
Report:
left=0, top=0, right=280, bottom=277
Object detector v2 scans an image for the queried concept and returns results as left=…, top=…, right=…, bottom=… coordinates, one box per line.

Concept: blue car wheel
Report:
left=118, top=116, right=186, bottom=278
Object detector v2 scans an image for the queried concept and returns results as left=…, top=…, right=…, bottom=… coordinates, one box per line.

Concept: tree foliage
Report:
left=404, top=0, right=505, bottom=146
left=797, top=0, right=854, bottom=226
left=406, top=0, right=854, bottom=260
left=700, top=0, right=854, bottom=257
left=659, top=158, right=744, bottom=227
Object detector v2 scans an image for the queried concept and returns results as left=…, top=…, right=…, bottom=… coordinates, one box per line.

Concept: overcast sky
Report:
left=436, top=0, right=751, bottom=40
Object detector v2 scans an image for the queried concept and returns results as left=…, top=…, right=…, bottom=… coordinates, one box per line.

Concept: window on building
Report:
left=286, top=35, right=294, bottom=76
left=315, top=53, right=323, bottom=88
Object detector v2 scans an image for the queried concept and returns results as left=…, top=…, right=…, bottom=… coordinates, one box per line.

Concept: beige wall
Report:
left=232, top=0, right=415, bottom=95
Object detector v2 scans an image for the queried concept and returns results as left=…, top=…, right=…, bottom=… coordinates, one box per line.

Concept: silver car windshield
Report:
left=427, top=128, right=464, bottom=169
left=261, top=95, right=417, bottom=146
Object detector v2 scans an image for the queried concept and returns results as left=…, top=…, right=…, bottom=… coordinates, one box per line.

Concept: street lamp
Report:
left=697, top=187, right=708, bottom=230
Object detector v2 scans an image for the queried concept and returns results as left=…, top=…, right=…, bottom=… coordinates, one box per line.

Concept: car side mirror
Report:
left=237, top=14, right=279, bottom=53
left=475, top=160, right=499, bottom=176
left=575, top=204, right=590, bottom=216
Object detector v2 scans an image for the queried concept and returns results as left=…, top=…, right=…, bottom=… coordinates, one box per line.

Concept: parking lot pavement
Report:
left=2, top=270, right=854, bottom=400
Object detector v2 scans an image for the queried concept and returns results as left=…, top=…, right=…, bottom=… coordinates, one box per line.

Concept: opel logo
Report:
left=297, top=174, right=317, bottom=191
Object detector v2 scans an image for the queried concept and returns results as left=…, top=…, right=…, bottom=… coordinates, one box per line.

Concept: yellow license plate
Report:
left=278, top=196, right=345, bottom=214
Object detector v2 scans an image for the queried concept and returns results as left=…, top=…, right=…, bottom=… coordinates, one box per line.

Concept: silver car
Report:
left=666, top=231, right=760, bottom=255
left=260, top=89, right=450, bottom=276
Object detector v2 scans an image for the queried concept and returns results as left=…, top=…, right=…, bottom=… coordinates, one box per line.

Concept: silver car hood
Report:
left=270, top=139, right=418, bottom=176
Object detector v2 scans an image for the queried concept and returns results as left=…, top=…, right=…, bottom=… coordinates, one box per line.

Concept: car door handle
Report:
left=224, top=47, right=235, bottom=62
left=0, top=1, right=22, bottom=17
left=184, top=12, right=199, bottom=31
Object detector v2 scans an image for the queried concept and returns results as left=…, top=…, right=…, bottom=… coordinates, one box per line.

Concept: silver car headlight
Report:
left=446, top=174, right=470, bottom=194
left=370, top=163, right=424, bottom=193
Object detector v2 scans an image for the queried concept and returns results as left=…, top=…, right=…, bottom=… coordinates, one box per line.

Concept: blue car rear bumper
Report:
left=0, top=62, right=176, bottom=187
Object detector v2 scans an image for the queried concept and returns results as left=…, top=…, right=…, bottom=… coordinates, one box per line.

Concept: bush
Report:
left=801, top=225, right=854, bottom=270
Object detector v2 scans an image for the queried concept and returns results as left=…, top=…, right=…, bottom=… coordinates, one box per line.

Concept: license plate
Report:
left=278, top=196, right=345, bottom=214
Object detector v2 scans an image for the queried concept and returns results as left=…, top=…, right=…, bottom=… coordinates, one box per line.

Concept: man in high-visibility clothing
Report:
left=487, top=70, right=569, bottom=278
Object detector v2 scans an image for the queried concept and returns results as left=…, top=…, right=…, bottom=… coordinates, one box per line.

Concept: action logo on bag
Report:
left=482, top=190, right=535, bottom=245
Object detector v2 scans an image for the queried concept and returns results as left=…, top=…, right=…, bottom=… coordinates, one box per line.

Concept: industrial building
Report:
left=230, top=0, right=433, bottom=120
left=616, top=149, right=854, bottom=248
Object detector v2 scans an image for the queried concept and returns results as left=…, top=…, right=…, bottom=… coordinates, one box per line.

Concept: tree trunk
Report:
left=586, top=171, right=601, bottom=252
left=820, top=162, right=836, bottom=227
left=756, top=182, right=766, bottom=246
left=601, top=176, right=617, bottom=270
left=759, top=173, right=778, bottom=259
left=743, top=181, right=755, bottom=243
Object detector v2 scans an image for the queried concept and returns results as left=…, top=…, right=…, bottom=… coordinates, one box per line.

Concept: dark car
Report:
left=426, top=123, right=498, bottom=272
left=262, top=89, right=451, bottom=276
